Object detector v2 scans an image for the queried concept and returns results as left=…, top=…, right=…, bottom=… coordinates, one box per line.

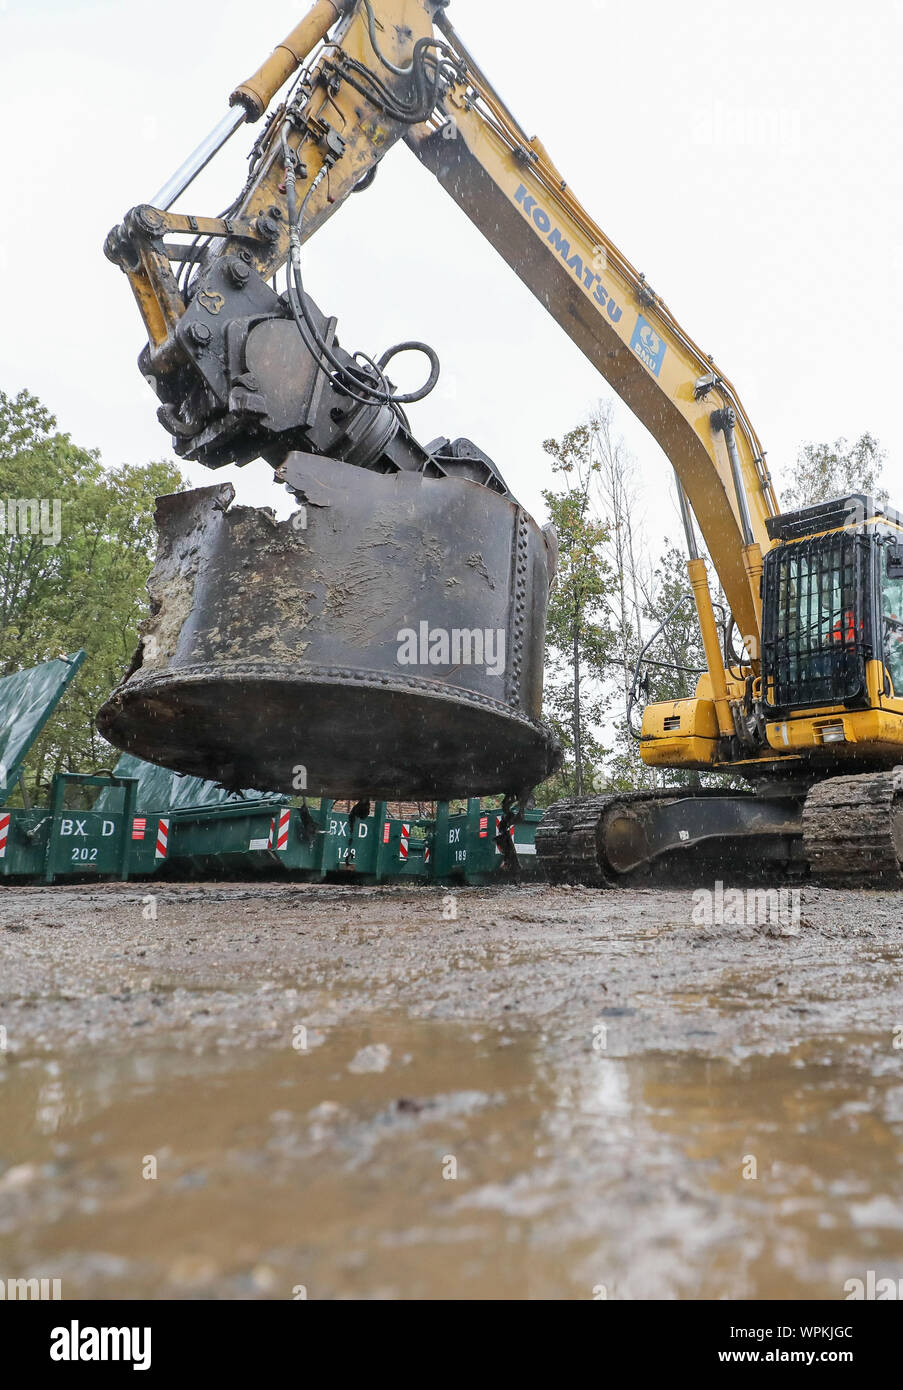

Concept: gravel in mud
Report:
left=2, top=880, right=903, bottom=1299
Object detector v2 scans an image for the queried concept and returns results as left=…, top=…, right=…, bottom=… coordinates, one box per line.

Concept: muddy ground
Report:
left=2, top=879, right=903, bottom=1300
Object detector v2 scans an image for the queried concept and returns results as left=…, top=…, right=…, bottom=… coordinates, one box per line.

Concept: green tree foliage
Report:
left=782, top=433, right=887, bottom=510
left=641, top=545, right=708, bottom=705
left=0, top=389, right=184, bottom=797
left=605, top=544, right=713, bottom=789
left=538, top=424, right=616, bottom=801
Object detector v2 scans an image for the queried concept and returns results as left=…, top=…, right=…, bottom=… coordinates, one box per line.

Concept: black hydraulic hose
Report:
left=341, top=9, right=458, bottom=125
left=282, top=144, right=393, bottom=407
left=338, top=58, right=442, bottom=125
left=286, top=234, right=435, bottom=408
left=362, top=0, right=413, bottom=75
left=376, top=342, right=441, bottom=404
left=626, top=593, right=695, bottom=740
left=281, top=130, right=440, bottom=408
left=352, top=162, right=379, bottom=193
left=361, top=0, right=455, bottom=87
left=284, top=260, right=396, bottom=409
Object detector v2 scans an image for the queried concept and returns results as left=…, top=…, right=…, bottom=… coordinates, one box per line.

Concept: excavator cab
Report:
left=641, top=495, right=903, bottom=781
left=763, top=497, right=881, bottom=713
left=760, top=495, right=903, bottom=766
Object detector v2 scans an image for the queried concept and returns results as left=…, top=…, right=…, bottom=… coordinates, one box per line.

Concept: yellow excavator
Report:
left=102, top=0, right=903, bottom=887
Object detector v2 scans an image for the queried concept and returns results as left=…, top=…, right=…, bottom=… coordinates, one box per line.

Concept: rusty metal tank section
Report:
left=98, top=453, right=561, bottom=800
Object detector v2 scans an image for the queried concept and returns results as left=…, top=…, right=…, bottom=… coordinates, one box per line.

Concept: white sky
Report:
left=2, top=0, right=901, bottom=555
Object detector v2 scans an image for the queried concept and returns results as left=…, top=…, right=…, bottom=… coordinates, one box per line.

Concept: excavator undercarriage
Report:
left=537, top=495, right=903, bottom=888
left=536, top=772, right=903, bottom=889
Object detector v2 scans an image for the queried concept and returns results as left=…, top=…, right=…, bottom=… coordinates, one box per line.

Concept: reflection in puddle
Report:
left=2, top=1024, right=903, bottom=1299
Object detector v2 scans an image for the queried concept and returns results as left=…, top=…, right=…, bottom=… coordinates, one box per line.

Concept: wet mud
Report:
left=2, top=881, right=903, bottom=1299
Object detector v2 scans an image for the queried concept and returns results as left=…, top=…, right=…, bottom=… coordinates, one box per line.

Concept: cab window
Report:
left=882, top=570, right=903, bottom=695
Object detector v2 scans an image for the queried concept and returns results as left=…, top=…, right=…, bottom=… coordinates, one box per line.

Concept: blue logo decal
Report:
left=630, top=315, right=666, bottom=377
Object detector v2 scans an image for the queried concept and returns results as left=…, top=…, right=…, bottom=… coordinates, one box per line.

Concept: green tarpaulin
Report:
left=95, top=751, right=282, bottom=815
left=0, top=652, right=86, bottom=803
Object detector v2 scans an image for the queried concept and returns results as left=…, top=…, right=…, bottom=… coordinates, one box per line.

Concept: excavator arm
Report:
left=106, top=0, right=775, bottom=650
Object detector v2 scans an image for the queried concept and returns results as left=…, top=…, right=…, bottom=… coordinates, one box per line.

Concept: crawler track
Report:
left=802, top=769, right=903, bottom=888
left=538, top=771, right=903, bottom=888
left=535, top=791, right=687, bottom=887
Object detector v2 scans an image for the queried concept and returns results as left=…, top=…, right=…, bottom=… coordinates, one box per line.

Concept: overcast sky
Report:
left=3, top=0, right=901, bottom=556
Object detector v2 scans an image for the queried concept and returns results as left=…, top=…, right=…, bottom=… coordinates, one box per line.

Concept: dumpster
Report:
left=430, top=799, right=543, bottom=883
left=93, top=751, right=287, bottom=879
left=42, top=772, right=138, bottom=884
left=0, top=652, right=88, bottom=880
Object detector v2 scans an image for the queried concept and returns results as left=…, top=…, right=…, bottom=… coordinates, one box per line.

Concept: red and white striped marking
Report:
left=132, top=817, right=147, bottom=841
left=276, top=808, right=291, bottom=852
left=424, top=842, right=431, bottom=865
left=495, top=816, right=515, bottom=854
left=399, top=823, right=411, bottom=861
left=0, top=812, right=9, bottom=861
left=155, top=818, right=170, bottom=860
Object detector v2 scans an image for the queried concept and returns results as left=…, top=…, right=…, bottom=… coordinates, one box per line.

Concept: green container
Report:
left=0, top=809, right=51, bottom=880
left=163, top=801, right=315, bottom=876
left=42, top=774, right=138, bottom=884
left=430, top=799, right=542, bottom=883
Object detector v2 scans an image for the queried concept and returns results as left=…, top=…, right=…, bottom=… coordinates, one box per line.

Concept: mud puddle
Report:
left=4, top=1016, right=903, bottom=1299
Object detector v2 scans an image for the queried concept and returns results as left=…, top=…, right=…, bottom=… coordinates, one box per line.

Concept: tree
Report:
left=602, top=543, right=703, bottom=789
left=782, top=433, right=887, bottom=511
left=538, top=424, right=616, bottom=800
left=0, top=388, right=184, bottom=797
left=587, top=404, right=647, bottom=708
